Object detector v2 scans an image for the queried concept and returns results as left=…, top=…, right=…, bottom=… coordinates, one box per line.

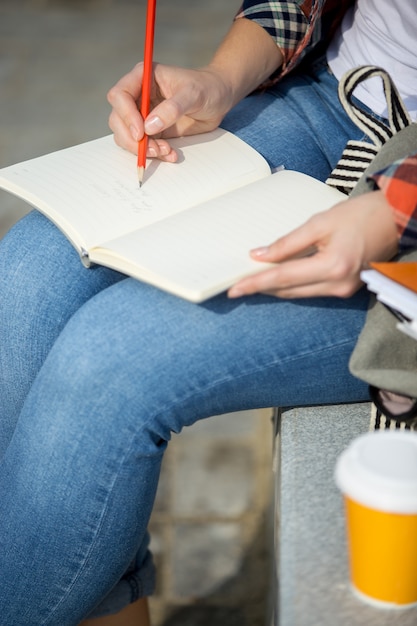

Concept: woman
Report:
left=0, top=1, right=416, bottom=624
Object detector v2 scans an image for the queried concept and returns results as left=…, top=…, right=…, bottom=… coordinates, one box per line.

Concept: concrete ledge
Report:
left=272, top=403, right=417, bottom=626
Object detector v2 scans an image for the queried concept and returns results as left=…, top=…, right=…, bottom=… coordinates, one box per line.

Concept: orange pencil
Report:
left=137, top=0, right=157, bottom=187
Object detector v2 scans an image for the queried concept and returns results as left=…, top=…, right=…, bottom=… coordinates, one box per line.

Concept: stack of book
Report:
left=361, top=262, right=417, bottom=340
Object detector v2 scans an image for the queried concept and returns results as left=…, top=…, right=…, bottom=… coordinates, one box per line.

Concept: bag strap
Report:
left=326, top=65, right=413, bottom=194
left=338, top=65, right=412, bottom=146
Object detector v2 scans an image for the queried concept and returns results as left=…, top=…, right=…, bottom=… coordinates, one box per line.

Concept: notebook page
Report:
left=0, top=129, right=270, bottom=253
left=92, top=170, right=345, bottom=301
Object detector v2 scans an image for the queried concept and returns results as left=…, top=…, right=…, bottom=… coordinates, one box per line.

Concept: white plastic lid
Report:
left=335, top=430, right=417, bottom=513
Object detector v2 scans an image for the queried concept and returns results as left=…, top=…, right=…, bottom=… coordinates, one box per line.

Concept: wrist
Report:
left=364, top=190, right=399, bottom=262
left=206, top=18, right=283, bottom=111
left=197, top=66, right=237, bottom=119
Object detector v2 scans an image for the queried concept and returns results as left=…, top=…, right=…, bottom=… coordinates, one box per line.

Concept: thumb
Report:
left=144, top=75, right=205, bottom=138
left=144, top=100, right=183, bottom=137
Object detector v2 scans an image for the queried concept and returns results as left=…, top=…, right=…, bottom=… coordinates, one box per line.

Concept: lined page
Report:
left=91, top=170, right=345, bottom=302
left=0, top=129, right=270, bottom=253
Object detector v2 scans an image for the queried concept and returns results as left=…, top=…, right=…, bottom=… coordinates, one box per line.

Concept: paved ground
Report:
left=0, top=2, right=274, bottom=624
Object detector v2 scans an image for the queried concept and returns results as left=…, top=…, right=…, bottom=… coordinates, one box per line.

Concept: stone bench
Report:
left=270, top=402, right=417, bottom=626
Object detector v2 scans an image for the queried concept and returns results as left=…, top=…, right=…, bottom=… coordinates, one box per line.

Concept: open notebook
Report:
left=0, top=128, right=345, bottom=302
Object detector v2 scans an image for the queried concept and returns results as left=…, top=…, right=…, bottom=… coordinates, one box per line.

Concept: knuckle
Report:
left=164, top=98, right=184, bottom=121
left=332, top=282, right=358, bottom=298
left=106, top=85, right=118, bottom=105
left=112, top=133, right=123, bottom=148
left=107, top=110, right=116, bottom=129
left=327, top=256, right=355, bottom=282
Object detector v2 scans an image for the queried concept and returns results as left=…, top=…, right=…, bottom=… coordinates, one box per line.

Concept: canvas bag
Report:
left=326, top=66, right=417, bottom=422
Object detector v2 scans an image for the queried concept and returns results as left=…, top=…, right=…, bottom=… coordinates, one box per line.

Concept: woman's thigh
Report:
left=26, top=276, right=371, bottom=441
left=221, top=60, right=366, bottom=181
left=0, top=210, right=125, bottom=454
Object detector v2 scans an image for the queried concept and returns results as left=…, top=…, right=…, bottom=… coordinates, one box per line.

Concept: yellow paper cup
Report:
left=335, top=430, right=417, bottom=608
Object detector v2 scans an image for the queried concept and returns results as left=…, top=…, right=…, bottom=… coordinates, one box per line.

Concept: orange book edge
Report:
left=370, top=261, right=417, bottom=294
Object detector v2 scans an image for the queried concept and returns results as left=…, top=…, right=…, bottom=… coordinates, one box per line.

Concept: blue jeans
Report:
left=0, top=59, right=372, bottom=624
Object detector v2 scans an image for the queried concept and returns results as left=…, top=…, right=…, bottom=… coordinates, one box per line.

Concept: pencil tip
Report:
left=137, top=166, right=144, bottom=188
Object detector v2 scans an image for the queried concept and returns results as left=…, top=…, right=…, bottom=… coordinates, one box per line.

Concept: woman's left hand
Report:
left=228, top=190, right=399, bottom=299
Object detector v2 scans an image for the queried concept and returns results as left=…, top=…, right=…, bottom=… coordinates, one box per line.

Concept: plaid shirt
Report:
left=235, top=0, right=354, bottom=77
left=235, top=0, right=417, bottom=248
left=372, top=154, right=417, bottom=251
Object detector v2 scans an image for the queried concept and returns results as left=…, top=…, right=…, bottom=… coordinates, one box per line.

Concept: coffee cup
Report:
left=335, top=430, right=417, bottom=608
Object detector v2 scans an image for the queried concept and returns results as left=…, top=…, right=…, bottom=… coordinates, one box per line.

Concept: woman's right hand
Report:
left=107, top=18, right=284, bottom=162
left=107, top=62, right=233, bottom=162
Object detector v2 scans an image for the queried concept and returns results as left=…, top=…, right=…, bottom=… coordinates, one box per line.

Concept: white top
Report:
left=327, top=0, right=417, bottom=121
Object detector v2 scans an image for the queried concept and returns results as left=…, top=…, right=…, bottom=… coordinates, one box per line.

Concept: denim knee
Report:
left=86, top=534, right=156, bottom=618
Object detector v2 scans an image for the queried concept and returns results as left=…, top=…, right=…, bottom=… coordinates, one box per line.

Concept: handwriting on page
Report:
left=136, top=188, right=153, bottom=211
left=53, top=133, right=267, bottom=248
left=88, top=179, right=153, bottom=213
left=1, top=132, right=269, bottom=251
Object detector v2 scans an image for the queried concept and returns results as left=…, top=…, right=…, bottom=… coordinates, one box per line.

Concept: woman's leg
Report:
left=0, top=212, right=155, bottom=623
left=0, top=274, right=369, bottom=624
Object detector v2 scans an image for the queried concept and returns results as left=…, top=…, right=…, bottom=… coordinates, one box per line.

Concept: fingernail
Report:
left=145, top=116, right=163, bottom=133
left=130, top=125, right=139, bottom=141
left=228, top=286, right=243, bottom=299
left=251, top=246, right=269, bottom=257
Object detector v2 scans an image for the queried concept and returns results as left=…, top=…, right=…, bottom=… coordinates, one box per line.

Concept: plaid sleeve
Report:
left=235, top=1, right=312, bottom=66
left=235, top=0, right=352, bottom=76
left=370, top=154, right=417, bottom=251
